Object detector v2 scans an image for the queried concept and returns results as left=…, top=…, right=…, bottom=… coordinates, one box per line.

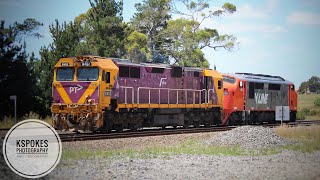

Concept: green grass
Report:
left=60, top=139, right=305, bottom=160
left=298, top=94, right=320, bottom=120
left=62, top=140, right=245, bottom=160
left=62, top=125, right=320, bottom=160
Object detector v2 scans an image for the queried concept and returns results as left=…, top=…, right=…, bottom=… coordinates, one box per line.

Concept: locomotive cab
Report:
left=222, top=73, right=297, bottom=125
left=51, top=56, right=118, bottom=131
left=52, top=56, right=224, bottom=132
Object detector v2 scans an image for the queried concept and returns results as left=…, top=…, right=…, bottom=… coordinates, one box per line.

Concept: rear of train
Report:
left=222, top=73, right=297, bottom=125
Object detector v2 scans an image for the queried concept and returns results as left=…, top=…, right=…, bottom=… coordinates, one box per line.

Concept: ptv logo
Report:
left=69, top=84, right=83, bottom=94
left=255, top=92, right=268, bottom=104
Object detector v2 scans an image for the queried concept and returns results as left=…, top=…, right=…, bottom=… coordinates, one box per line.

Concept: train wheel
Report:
left=115, top=124, right=123, bottom=132
left=194, top=121, right=200, bottom=128
left=129, top=124, right=138, bottom=131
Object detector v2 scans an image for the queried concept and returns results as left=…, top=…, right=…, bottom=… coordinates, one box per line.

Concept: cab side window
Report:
left=218, top=80, right=222, bottom=89
left=249, top=82, right=254, bottom=98
left=105, top=72, right=110, bottom=83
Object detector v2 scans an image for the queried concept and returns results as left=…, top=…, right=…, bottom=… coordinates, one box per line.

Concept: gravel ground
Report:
left=48, top=151, right=320, bottom=180
left=205, top=126, right=297, bottom=151
left=1, top=126, right=320, bottom=180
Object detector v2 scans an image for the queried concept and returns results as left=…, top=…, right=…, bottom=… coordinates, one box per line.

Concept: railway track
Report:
left=58, top=126, right=235, bottom=142
left=58, top=120, right=320, bottom=142
left=1, top=120, right=320, bottom=142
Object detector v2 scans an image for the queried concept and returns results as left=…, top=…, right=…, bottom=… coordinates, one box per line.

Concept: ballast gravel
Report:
left=1, top=126, right=320, bottom=179
left=205, top=126, right=297, bottom=151
left=48, top=151, right=320, bottom=180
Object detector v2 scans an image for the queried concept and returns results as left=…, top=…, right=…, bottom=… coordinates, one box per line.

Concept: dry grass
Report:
left=0, top=112, right=52, bottom=129
left=275, top=125, right=320, bottom=152
left=0, top=116, right=17, bottom=129
left=298, top=94, right=320, bottom=120
left=298, top=94, right=320, bottom=109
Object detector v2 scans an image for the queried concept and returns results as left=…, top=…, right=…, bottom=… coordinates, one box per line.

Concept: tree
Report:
left=298, top=81, right=308, bottom=93
left=131, top=0, right=171, bottom=62
left=164, top=0, right=237, bottom=67
left=33, top=0, right=128, bottom=116
left=308, top=76, right=320, bottom=93
left=298, top=76, right=320, bottom=93
left=125, top=30, right=150, bottom=63
left=86, top=0, right=127, bottom=57
left=0, top=19, right=42, bottom=119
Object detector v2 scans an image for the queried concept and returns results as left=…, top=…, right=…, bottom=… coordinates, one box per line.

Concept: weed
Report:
left=0, top=112, right=52, bottom=129
left=274, top=125, right=320, bottom=152
left=314, top=97, right=320, bottom=107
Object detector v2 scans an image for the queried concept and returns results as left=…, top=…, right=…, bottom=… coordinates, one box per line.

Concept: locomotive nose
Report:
left=52, top=82, right=99, bottom=104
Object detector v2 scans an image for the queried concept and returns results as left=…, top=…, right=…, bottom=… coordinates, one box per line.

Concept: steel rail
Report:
left=59, top=126, right=235, bottom=142
left=1, top=120, right=320, bottom=141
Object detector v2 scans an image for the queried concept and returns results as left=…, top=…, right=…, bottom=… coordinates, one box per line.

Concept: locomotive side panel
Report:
left=116, top=64, right=206, bottom=105
left=245, top=82, right=288, bottom=111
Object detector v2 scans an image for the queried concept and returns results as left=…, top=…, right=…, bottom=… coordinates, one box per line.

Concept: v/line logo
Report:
left=255, top=92, right=268, bottom=104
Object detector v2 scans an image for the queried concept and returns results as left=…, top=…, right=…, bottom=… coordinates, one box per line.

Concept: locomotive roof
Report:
left=224, top=73, right=294, bottom=85
left=115, top=60, right=203, bottom=71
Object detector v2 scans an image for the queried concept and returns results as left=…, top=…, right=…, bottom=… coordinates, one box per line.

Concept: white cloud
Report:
left=227, top=0, right=279, bottom=20
left=227, top=4, right=268, bottom=20
left=287, top=11, right=320, bottom=25
left=203, top=21, right=287, bottom=34
left=237, top=36, right=255, bottom=47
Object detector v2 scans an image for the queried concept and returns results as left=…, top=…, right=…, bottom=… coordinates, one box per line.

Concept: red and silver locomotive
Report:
left=222, top=73, right=297, bottom=125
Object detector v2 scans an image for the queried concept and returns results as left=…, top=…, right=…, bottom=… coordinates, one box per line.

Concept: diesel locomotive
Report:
left=222, top=73, right=297, bottom=125
left=51, top=56, right=223, bottom=132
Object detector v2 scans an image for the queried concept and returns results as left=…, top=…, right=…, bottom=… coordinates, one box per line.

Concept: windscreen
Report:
left=56, top=68, right=74, bottom=81
left=77, top=67, right=99, bottom=81
left=223, top=76, right=236, bottom=84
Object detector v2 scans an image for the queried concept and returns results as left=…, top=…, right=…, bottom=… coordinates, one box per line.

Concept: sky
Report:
left=0, top=0, right=319, bottom=88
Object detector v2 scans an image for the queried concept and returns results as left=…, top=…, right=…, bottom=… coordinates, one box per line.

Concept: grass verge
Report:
left=298, top=94, right=320, bottom=120
left=0, top=112, right=52, bottom=129
left=274, top=124, right=320, bottom=152
left=62, top=139, right=245, bottom=160
left=62, top=125, right=320, bottom=160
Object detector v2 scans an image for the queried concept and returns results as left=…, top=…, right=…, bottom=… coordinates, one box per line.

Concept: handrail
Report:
left=119, top=86, right=216, bottom=105
left=119, top=86, right=134, bottom=104
left=208, top=89, right=216, bottom=103
left=137, top=87, right=208, bottom=105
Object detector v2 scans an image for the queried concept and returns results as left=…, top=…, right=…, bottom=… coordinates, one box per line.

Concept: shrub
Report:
left=297, top=108, right=311, bottom=120
left=314, top=98, right=320, bottom=107
left=301, top=108, right=310, bottom=115
left=296, top=111, right=306, bottom=120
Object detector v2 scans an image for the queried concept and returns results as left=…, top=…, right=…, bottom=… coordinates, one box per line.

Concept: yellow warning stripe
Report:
left=55, top=82, right=72, bottom=104
left=77, top=82, right=98, bottom=104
